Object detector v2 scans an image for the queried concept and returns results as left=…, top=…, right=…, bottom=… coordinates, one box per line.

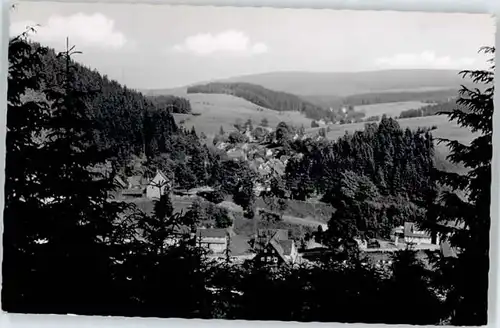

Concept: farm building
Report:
left=195, top=228, right=229, bottom=254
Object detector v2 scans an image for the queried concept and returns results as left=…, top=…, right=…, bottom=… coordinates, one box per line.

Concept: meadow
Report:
left=355, top=101, right=431, bottom=118
left=172, top=93, right=315, bottom=137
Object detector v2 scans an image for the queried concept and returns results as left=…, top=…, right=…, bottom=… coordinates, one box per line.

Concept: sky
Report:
left=9, top=1, right=496, bottom=90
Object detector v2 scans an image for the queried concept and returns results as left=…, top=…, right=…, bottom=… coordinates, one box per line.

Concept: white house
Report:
left=146, top=170, right=170, bottom=200
left=392, top=222, right=434, bottom=245
left=195, top=228, right=228, bottom=254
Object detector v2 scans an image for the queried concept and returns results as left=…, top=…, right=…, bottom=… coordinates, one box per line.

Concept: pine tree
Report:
left=3, top=36, right=128, bottom=314
left=427, top=47, right=494, bottom=325
left=3, top=30, right=53, bottom=313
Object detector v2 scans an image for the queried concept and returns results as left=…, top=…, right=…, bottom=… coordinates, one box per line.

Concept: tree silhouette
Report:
left=425, top=47, right=494, bottom=325
left=3, top=36, right=129, bottom=314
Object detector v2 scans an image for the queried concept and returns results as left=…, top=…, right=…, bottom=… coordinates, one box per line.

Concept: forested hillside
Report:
left=285, top=116, right=436, bottom=239
left=187, top=82, right=336, bottom=121
left=148, top=94, right=192, bottom=114
left=23, top=42, right=254, bottom=191
left=32, top=43, right=186, bottom=162
left=220, top=70, right=467, bottom=96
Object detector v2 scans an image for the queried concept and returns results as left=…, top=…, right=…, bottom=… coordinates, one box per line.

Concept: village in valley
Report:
left=5, top=3, right=493, bottom=324
left=106, top=118, right=460, bottom=268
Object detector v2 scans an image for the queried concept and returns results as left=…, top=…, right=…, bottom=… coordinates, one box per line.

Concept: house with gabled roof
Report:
left=392, top=222, right=433, bottom=245
left=146, top=170, right=171, bottom=200
left=254, top=229, right=298, bottom=266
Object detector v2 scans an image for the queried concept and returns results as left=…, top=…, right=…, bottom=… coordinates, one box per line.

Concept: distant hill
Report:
left=219, top=69, right=468, bottom=97
left=186, top=82, right=336, bottom=121
left=143, top=69, right=468, bottom=98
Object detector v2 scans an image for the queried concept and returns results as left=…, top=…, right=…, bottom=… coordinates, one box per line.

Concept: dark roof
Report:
left=153, top=170, right=169, bottom=183
left=196, top=228, right=228, bottom=238
left=278, top=240, right=294, bottom=256
left=436, top=220, right=466, bottom=230
left=268, top=239, right=286, bottom=262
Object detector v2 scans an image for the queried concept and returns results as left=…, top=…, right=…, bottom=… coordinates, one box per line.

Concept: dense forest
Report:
left=147, top=94, right=192, bottom=114
left=282, top=116, right=436, bottom=239
left=187, top=82, right=337, bottom=121
left=30, top=43, right=185, bottom=162
left=26, top=41, right=251, bottom=190
left=3, top=27, right=494, bottom=326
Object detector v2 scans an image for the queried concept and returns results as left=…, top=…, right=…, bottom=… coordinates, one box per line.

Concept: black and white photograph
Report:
left=2, top=1, right=496, bottom=326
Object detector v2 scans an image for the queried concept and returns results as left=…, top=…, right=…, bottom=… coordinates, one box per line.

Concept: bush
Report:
left=261, top=117, right=269, bottom=127
left=198, top=189, right=225, bottom=204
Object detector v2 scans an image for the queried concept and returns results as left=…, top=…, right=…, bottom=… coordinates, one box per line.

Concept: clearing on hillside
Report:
left=355, top=101, right=431, bottom=118
left=172, top=93, right=315, bottom=137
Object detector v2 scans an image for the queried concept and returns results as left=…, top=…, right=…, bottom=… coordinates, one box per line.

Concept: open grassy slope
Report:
left=172, top=93, right=315, bottom=137
left=355, top=101, right=432, bottom=118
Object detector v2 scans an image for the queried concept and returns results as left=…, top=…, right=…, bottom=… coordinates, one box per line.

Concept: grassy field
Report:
left=355, top=101, right=431, bottom=118
left=172, top=93, right=315, bottom=137
left=255, top=197, right=333, bottom=224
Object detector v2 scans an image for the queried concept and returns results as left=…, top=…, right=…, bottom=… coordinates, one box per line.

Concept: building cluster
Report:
left=112, top=170, right=171, bottom=200
left=390, top=221, right=461, bottom=258
left=188, top=227, right=306, bottom=267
